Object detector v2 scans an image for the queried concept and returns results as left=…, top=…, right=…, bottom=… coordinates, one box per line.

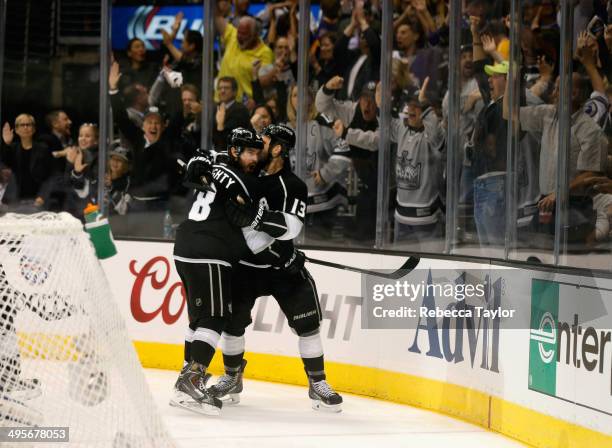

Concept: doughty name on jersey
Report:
left=211, top=167, right=237, bottom=190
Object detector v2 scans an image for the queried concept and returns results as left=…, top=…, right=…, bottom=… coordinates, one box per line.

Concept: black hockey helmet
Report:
left=261, top=124, right=296, bottom=154
left=227, top=127, right=264, bottom=154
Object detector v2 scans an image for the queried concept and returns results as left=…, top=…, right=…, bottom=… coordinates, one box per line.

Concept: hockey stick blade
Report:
left=305, top=256, right=420, bottom=280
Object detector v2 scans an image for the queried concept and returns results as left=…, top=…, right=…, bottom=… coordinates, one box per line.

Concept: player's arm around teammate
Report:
left=210, top=124, right=344, bottom=412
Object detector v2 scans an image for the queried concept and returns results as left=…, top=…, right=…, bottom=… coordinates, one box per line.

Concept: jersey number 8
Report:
left=188, top=190, right=216, bottom=221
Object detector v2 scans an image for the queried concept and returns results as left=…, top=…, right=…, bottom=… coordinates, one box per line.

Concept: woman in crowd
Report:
left=65, top=123, right=99, bottom=220
left=310, top=33, right=341, bottom=92
left=0, top=115, right=52, bottom=212
left=119, top=38, right=157, bottom=91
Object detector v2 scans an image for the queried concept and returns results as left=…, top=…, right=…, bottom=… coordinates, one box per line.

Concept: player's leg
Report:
left=174, top=269, right=192, bottom=370
left=171, top=260, right=232, bottom=415
left=1, top=354, right=42, bottom=402
left=0, top=393, right=43, bottom=425
left=274, top=268, right=343, bottom=412
left=220, top=330, right=246, bottom=378
left=208, top=266, right=259, bottom=404
left=0, top=318, right=42, bottom=402
left=209, top=326, right=248, bottom=405
left=0, top=332, right=42, bottom=424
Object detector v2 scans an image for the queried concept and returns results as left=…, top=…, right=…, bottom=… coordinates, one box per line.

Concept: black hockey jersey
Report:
left=174, top=163, right=259, bottom=264
left=240, top=165, right=308, bottom=267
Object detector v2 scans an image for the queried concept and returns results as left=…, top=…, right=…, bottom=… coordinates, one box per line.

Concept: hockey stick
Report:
left=305, top=256, right=420, bottom=280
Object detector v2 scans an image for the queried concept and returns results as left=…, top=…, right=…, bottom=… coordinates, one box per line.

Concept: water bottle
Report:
left=83, top=203, right=117, bottom=259
left=163, top=210, right=174, bottom=239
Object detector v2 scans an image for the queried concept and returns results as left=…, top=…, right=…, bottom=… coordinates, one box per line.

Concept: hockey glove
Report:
left=279, top=248, right=306, bottom=276
left=183, top=153, right=214, bottom=192
left=224, top=198, right=265, bottom=229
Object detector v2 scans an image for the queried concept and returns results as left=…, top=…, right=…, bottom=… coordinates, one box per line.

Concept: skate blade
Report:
left=9, top=387, right=42, bottom=402
left=169, top=392, right=221, bottom=416
left=311, top=399, right=342, bottom=413
left=1, top=395, right=44, bottom=425
left=219, top=393, right=240, bottom=406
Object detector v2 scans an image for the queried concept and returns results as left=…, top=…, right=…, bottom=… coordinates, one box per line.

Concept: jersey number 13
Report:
left=290, top=198, right=306, bottom=218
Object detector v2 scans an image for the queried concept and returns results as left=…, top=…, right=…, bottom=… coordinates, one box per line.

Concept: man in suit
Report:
left=36, top=110, right=74, bottom=211
left=213, top=76, right=251, bottom=151
left=109, top=61, right=177, bottom=237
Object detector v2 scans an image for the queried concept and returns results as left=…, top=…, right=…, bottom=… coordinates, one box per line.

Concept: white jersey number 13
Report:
left=290, top=198, right=306, bottom=218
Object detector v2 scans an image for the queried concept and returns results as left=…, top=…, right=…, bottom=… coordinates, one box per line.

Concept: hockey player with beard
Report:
left=209, top=124, right=344, bottom=412
left=170, top=128, right=264, bottom=416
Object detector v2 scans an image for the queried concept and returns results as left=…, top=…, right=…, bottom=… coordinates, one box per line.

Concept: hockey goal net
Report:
left=0, top=212, right=175, bottom=447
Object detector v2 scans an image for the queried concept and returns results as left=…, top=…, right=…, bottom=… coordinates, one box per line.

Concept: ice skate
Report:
left=208, top=359, right=247, bottom=405
left=0, top=393, right=44, bottom=425
left=6, top=378, right=42, bottom=401
left=173, top=364, right=211, bottom=393
left=169, top=362, right=222, bottom=416
left=173, top=364, right=189, bottom=386
left=308, top=379, right=343, bottom=413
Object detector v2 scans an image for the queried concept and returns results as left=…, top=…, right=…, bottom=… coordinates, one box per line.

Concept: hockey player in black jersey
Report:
left=209, top=124, right=344, bottom=412
left=170, top=128, right=263, bottom=416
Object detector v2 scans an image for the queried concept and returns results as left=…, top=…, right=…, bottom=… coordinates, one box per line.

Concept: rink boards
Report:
left=101, top=240, right=612, bottom=448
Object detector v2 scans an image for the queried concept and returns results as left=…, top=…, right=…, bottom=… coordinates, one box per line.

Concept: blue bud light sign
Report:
left=111, top=5, right=321, bottom=51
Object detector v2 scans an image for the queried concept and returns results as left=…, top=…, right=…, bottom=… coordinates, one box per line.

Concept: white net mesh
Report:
left=0, top=212, right=175, bottom=447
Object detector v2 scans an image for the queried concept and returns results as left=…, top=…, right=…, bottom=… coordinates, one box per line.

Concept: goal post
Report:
left=0, top=212, right=175, bottom=447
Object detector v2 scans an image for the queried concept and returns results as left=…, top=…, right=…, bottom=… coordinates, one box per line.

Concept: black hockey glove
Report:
left=224, top=198, right=266, bottom=229
left=183, top=153, right=214, bottom=192
left=279, top=248, right=306, bottom=276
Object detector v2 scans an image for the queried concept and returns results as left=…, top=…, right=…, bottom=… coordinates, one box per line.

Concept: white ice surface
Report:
left=145, top=368, right=526, bottom=448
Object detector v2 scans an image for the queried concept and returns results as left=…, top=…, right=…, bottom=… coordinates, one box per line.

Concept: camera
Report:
left=587, top=15, right=605, bottom=37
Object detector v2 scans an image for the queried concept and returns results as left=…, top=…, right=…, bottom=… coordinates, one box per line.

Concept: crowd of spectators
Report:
left=1, top=0, right=610, bottom=257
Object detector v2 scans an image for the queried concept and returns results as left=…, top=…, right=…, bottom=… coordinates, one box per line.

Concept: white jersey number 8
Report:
left=188, top=189, right=216, bottom=221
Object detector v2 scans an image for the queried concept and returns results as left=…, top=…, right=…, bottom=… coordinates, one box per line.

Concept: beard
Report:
left=242, top=162, right=257, bottom=173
